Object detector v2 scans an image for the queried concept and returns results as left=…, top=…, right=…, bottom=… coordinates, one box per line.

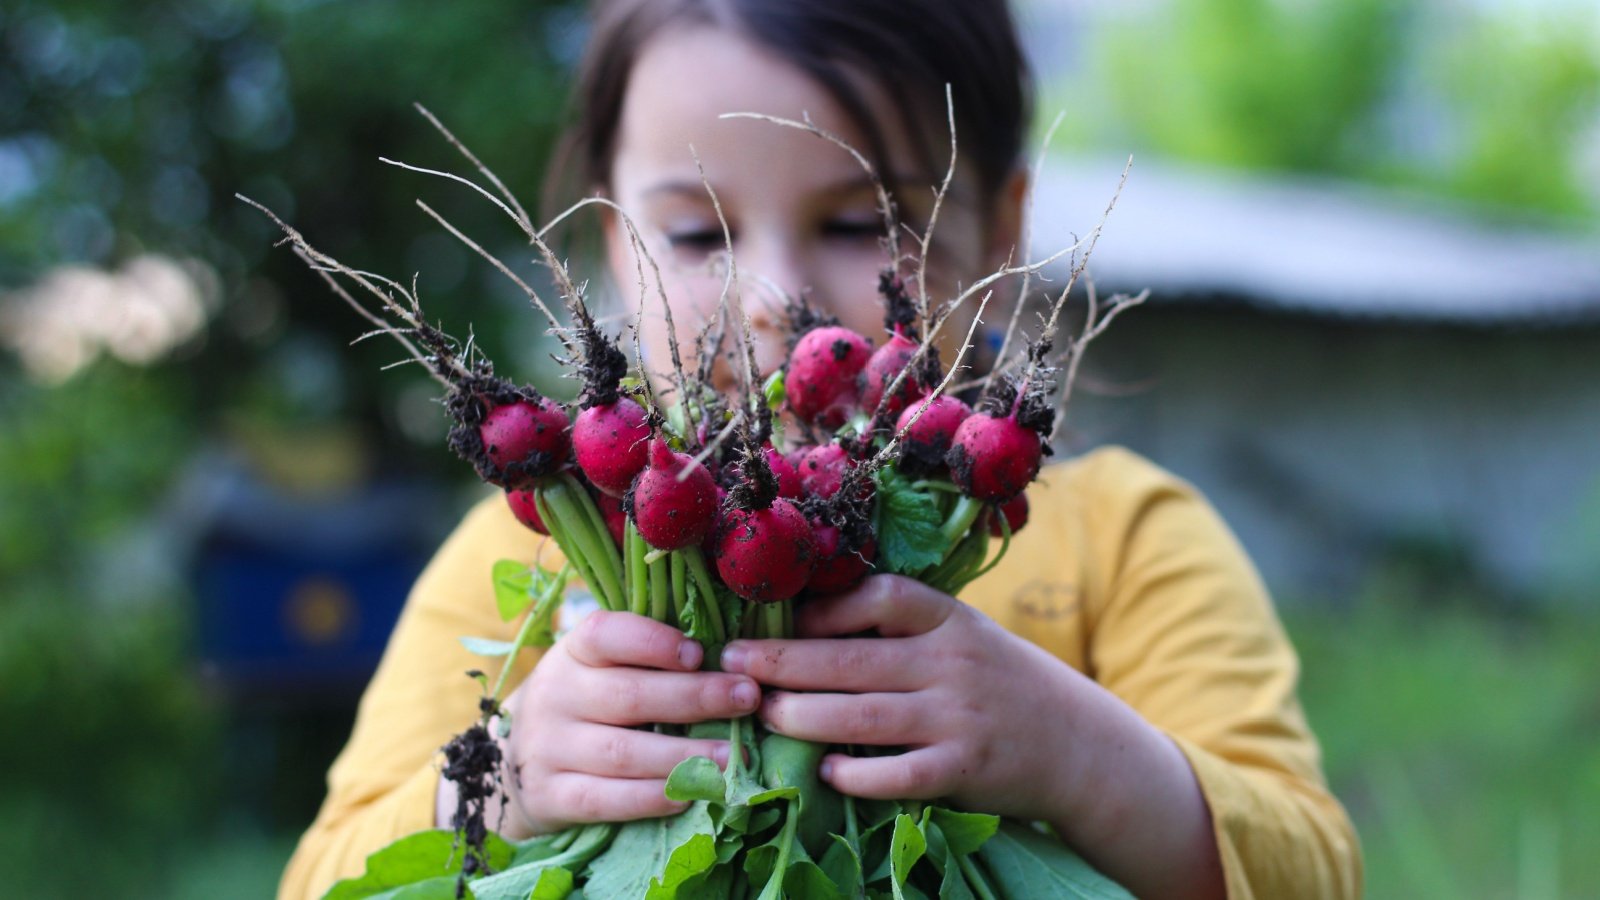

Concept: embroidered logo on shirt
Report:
left=1011, top=579, right=1079, bottom=619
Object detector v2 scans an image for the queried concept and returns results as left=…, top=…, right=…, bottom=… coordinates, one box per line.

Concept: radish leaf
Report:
left=875, top=472, right=948, bottom=574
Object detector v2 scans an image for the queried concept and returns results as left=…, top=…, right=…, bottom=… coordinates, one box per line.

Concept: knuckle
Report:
left=611, top=674, right=646, bottom=721
left=846, top=700, right=886, bottom=740
left=573, top=611, right=612, bottom=653
left=596, top=733, right=633, bottom=773
left=562, top=780, right=604, bottom=821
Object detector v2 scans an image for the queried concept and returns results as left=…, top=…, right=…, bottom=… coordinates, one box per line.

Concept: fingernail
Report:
left=712, top=742, right=731, bottom=767
left=819, top=759, right=834, bottom=782
left=677, top=640, right=702, bottom=669
left=720, top=642, right=748, bottom=674
left=731, top=680, right=759, bottom=710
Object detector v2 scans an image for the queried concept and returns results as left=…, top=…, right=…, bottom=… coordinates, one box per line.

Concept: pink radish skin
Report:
left=895, top=394, right=971, bottom=476
left=629, top=439, right=719, bottom=551
left=989, top=492, right=1030, bottom=537
left=786, top=326, right=873, bottom=428
left=479, top=398, right=571, bottom=485
left=860, top=331, right=924, bottom=420
left=505, top=489, right=549, bottom=535
left=806, top=524, right=876, bottom=595
left=715, top=498, right=817, bottom=603
left=764, top=444, right=803, bottom=499
left=798, top=443, right=850, bottom=500
left=946, top=412, right=1042, bottom=502
left=572, top=397, right=650, bottom=497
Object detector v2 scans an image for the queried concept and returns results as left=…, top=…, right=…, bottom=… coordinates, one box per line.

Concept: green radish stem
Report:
left=534, top=490, right=610, bottom=612
left=682, top=547, right=726, bottom=641
left=670, top=551, right=688, bottom=623
left=649, top=552, right=670, bottom=622
left=626, top=520, right=649, bottom=616
left=940, top=494, right=986, bottom=548
left=488, top=564, right=571, bottom=702
left=757, top=800, right=801, bottom=900
left=568, top=472, right=625, bottom=580
left=964, top=508, right=1014, bottom=583
left=763, top=601, right=786, bottom=640
left=958, top=853, right=998, bottom=900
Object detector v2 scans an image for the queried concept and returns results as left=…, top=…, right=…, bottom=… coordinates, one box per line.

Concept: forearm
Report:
left=1039, top=664, right=1226, bottom=900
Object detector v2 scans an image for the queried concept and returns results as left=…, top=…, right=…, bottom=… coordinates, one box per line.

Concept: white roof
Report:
left=1029, top=156, right=1600, bottom=327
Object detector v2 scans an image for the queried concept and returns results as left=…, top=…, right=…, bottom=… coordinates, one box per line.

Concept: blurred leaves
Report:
left=2, top=0, right=581, bottom=461
left=1088, top=0, right=1600, bottom=222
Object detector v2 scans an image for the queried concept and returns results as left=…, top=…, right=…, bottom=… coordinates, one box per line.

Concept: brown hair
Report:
left=548, top=0, right=1032, bottom=207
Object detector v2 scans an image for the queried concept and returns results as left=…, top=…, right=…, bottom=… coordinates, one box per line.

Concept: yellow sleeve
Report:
left=278, top=492, right=548, bottom=900
left=1077, top=448, right=1362, bottom=899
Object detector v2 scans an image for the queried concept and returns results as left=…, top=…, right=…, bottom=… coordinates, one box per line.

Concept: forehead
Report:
left=610, top=25, right=923, bottom=196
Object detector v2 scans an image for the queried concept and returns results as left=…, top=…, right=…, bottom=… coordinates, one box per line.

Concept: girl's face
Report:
left=602, top=26, right=1024, bottom=388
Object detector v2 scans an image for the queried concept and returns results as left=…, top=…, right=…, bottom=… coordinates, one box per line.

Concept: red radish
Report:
left=597, top=493, right=627, bottom=547
left=505, top=489, right=549, bottom=535
left=715, top=498, right=817, bottom=602
left=763, top=444, right=803, bottom=499
left=478, top=397, right=570, bottom=487
left=572, top=396, right=650, bottom=496
left=806, top=523, right=876, bottom=594
left=946, top=412, right=1042, bottom=502
left=786, top=326, right=872, bottom=428
left=629, top=439, right=718, bottom=551
left=989, top=493, right=1030, bottom=537
left=895, top=394, right=971, bottom=477
left=797, top=443, right=851, bottom=500
left=860, top=330, right=925, bottom=421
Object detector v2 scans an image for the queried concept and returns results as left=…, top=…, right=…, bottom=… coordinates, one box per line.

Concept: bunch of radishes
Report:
left=244, top=103, right=1143, bottom=899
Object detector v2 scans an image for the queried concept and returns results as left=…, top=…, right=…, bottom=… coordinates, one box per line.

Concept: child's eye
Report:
left=666, top=229, right=729, bottom=252
left=823, top=219, right=880, bottom=241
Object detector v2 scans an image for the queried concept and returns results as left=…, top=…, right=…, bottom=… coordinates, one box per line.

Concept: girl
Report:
left=280, top=1, right=1360, bottom=898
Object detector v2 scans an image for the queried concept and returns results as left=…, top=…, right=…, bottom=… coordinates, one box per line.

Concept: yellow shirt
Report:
left=280, top=447, right=1361, bottom=899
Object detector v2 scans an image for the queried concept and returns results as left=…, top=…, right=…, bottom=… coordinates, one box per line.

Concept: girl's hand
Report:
left=718, top=574, right=1079, bottom=821
left=720, top=574, right=1225, bottom=900
left=440, top=611, right=762, bottom=837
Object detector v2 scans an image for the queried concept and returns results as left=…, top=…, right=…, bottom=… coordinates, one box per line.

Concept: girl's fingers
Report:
left=537, top=723, right=728, bottom=779
left=818, top=746, right=964, bottom=800
left=795, top=575, right=956, bottom=639
left=719, top=637, right=927, bottom=692
left=539, top=772, right=687, bottom=825
left=566, top=610, right=702, bottom=671
left=759, top=690, right=930, bottom=746
left=564, top=667, right=762, bottom=725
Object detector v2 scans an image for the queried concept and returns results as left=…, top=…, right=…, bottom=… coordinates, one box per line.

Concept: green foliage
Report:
left=1287, top=590, right=1600, bottom=898
left=1098, top=0, right=1408, bottom=176
left=1083, top=0, right=1600, bottom=221
left=2, top=0, right=583, bottom=471
left=874, top=471, right=950, bottom=575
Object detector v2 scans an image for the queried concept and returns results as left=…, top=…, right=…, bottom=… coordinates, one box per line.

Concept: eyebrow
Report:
left=642, top=172, right=931, bottom=202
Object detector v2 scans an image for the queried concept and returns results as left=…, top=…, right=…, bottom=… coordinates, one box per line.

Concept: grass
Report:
left=1286, top=589, right=1600, bottom=899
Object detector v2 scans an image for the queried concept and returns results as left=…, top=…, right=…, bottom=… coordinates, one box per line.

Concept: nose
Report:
left=736, top=233, right=816, bottom=350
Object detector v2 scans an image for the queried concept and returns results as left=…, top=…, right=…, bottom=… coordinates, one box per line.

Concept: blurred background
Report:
left=1, top=0, right=1595, bottom=897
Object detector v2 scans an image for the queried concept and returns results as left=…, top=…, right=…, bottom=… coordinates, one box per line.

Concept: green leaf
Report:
left=822, top=834, right=864, bottom=899
left=323, top=830, right=513, bottom=900
left=763, top=369, right=786, bottom=411
left=977, top=821, right=1134, bottom=899
left=888, top=814, right=927, bottom=900
left=492, top=559, right=535, bottom=622
left=927, top=809, right=999, bottom=858
left=582, top=803, right=716, bottom=900
left=874, top=472, right=949, bottom=574
left=459, top=636, right=517, bottom=657
left=665, top=756, right=726, bottom=803
left=937, top=853, right=977, bottom=900
left=528, top=867, right=574, bottom=900
left=786, top=859, right=845, bottom=900
left=644, top=832, right=719, bottom=899
left=474, top=825, right=616, bottom=900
